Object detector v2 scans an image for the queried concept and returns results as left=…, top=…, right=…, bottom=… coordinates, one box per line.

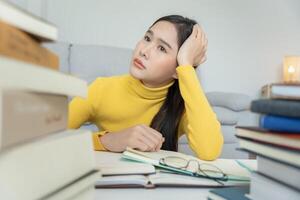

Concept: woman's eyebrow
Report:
left=146, top=30, right=173, bottom=50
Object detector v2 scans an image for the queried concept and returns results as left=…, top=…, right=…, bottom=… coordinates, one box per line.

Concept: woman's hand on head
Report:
left=177, top=24, right=208, bottom=67
left=100, top=125, right=164, bottom=152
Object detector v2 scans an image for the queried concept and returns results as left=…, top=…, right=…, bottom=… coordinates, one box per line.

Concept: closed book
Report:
left=0, top=90, right=67, bottom=150
left=0, top=129, right=97, bottom=200
left=207, top=186, right=250, bottom=200
left=0, top=55, right=87, bottom=98
left=0, top=0, right=57, bottom=41
left=257, top=156, right=300, bottom=191
left=236, top=126, right=300, bottom=151
left=100, top=162, right=155, bottom=176
left=96, top=151, right=156, bottom=176
left=251, top=99, right=300, bottom=118
left=260, top=115, right=300, bottom=133
left=45, top=171, right=99, bottom=200
left=237, top=138, right=300, bottom=168
left=249, top=172, right=300, bottom=200
left=0, top=20, right=59, bottom=70
left=261, top=83, right=300, bottom=100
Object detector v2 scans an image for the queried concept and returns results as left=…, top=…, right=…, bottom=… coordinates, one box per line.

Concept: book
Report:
left=0, top=0, right=57, bottom=41
left=95, top=170, right=250, bottom=188
left=0, top=90, right=68, bottom=150
left=236, top=126, right=300, bottom=151
left=257, top=156, right=300, bottom=190
left=261, top=83, right=300, bottom=100
left=207, top=186, right=250, bottom=200
left=251, top=99, right=300, bottom=118
left=259, top=115, right=300, bottom=133
left=45, top=171, right=99, bottom=200
left=0, top=129, right=97, bottom=200
left=0, top=20, right=59, bottom=70
left=0, top=55, right=87, bottom=98
left=100, top=161, right=155, bottom=176
left=95, top=151, right=156, bottom=176
left=249, top=172, right=300, bottom=200
left=122, top=147, right=256, bottom=182
left=237, top=138, right=300, bottom=168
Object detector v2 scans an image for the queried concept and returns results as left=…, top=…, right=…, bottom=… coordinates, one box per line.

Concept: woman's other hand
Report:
left=177, top=24, right=207, bottom=67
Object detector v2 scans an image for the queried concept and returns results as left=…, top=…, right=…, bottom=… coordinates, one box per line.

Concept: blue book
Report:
left=260, top=115, right=300, bottom=133
left=207, top=186, right=250, bottom=200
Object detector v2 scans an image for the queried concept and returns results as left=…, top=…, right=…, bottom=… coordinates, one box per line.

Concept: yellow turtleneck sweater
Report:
left=68, top=65, right=223, bottom=160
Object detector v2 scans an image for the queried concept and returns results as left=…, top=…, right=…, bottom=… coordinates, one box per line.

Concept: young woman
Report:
left=68, top=15, right=223, bottom=161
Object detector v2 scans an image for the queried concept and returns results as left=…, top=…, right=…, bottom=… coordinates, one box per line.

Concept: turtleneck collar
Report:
left=128, top=75, right=175, bottom=100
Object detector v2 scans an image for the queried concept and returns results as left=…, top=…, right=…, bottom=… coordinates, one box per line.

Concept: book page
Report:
left=124, top=148, right=257, bottom=180
left=99, top=162, right=155, bottom=176
left=148, top=171, right=248, bottom=187
left=95, top=175, right=149, bottom=187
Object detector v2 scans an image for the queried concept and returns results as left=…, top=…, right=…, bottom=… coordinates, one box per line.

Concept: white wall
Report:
left=9, top=0, right=300, bottom=97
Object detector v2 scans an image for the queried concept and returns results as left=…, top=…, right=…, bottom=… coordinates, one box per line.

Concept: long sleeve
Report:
left=177, top=65, right=223, bottom=160
left=68, top=78, right=107, bottom=151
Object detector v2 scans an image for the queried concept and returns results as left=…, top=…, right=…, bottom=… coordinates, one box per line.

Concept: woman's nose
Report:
left=139, top=44, right=152, bottom=59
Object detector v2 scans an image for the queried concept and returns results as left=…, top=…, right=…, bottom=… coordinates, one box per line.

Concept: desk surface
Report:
left=92, top=152, right=222, bottom=200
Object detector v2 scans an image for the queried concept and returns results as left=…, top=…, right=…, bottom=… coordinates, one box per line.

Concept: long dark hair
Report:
left=150, top=15, right=197, bottom=151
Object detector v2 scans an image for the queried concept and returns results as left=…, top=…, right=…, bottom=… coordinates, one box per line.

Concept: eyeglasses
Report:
left=159, top=156, right=228, bottom=185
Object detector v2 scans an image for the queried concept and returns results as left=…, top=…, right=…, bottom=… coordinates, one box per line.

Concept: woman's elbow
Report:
left=194, top=130, right=224, bottom=161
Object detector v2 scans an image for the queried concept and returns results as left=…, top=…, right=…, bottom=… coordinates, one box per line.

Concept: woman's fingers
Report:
left=132, top=138, right=152, bottom=152
left=140, top=130, right=161, bottom=151
left=138, top=125, right=164, bottom=151
left=193, top=25, right=207, bottom=66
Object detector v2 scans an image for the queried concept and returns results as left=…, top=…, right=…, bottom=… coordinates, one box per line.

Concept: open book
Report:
left=95, top=170, right=251, bottom=188
left=121, top=147, right=256, bottom=182
left=95, top=148, right=256, bottom=188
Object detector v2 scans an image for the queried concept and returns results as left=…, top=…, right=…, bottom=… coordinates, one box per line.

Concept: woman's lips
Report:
left=133, top=58, right=146, bottom=69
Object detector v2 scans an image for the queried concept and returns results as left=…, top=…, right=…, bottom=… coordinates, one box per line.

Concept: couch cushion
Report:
left=212, top=106, right=238, bottom=125
left=69, top=44, right=132, bottom=83
left=179, top=125, right=237, bottom=144
left=206, top=92, right=252, bottom=111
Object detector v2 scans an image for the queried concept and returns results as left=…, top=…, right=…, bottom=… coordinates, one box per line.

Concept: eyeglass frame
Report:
left=159, top=156, right=228, bottom=185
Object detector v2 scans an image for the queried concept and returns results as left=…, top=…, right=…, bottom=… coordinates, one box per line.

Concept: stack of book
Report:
left=235, top=82, right=300, bottom=199
left=0, top=1, right=98, bottom=199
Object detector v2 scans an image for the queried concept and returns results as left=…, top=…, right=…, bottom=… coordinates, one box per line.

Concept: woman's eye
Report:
left=144, top=35, right=151, bottom=42
left=158, top=46, right=167, bottom=53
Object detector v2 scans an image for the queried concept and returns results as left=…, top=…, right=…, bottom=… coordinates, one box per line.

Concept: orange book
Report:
left=0, top=20, right=59, bottom=70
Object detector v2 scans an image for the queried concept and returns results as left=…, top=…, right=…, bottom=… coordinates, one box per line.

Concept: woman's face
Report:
left=130, top=21, right=179, bottom=88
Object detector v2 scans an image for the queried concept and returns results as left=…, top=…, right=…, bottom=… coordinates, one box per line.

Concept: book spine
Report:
left=250, top=172, right=300, bottom=200
left=251, top=99, right=300, bottom=118
left=260, top=115, right=300, bottom=133
left=0, top=130, right=96, bottom=200
left=0, top=1, right=57, bottom=41
left=261, top=84, right=271, bottom=98
left=1, top=90, right=68, bottom=149
left=0, top=20, right=59, bottom=70
left=0, top=55, right=88, bottom=98
left=257, top=156, right=300, bottom=190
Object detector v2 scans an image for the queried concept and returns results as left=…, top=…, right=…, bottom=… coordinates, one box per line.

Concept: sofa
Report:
left=44, top=42, right=258, bottom=159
